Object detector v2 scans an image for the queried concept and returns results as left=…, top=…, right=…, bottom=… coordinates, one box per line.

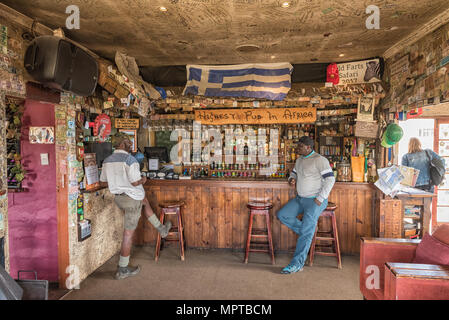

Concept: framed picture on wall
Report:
left=119, top=129, right=137, bottom=152
left=357, top=96, right=375, bottom=122
left=29, top=127, right=55, bottom=144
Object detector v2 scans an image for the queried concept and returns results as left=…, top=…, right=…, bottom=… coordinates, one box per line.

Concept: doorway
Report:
left=398, top=119, right=435, bottom=161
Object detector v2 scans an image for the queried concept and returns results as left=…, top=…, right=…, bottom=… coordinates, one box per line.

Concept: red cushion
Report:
left=413, top=234, right=449, bottom=265
left=432, top=224, right=449, bottom=246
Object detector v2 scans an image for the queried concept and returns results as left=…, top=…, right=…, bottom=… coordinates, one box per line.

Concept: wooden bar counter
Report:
left=134, top=180, right=377, bottom=255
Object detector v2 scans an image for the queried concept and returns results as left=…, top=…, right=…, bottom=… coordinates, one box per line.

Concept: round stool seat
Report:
left=326, top=202, right=337, bottom=211
left=159, top=200, right=185, bottom=209
left=247, top=201, right=273, bottom=210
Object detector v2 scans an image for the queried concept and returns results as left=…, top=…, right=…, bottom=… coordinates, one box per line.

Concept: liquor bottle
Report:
left=288, top=127, right=293, bottom=140
left=291, top=148, right=296, bottom=162
left=293, top=127, right=299, bottom=139
left=244, top=143, right=248, bottom=156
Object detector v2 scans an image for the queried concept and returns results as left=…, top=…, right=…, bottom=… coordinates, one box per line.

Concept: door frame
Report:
left=433, top=117, right=449, bottom=231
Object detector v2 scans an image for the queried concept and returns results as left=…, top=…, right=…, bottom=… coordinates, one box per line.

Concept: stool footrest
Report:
left=251, top=228, right=268, bottom=235
left=251, top=235, right=268, bottom=239
left=316, top=236, right=336, bottom=241
left=250, top=242, right=270, bottom=247
left=313, top=251, right=338, bottom=257
left=249, top=249, right=270, bottom=253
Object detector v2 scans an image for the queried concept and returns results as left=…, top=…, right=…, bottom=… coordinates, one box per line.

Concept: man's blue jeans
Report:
left=276, top=196, right=328, bottom=267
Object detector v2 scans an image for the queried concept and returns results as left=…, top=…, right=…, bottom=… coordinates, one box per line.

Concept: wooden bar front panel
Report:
left=135, top=181, right=376, bottom=254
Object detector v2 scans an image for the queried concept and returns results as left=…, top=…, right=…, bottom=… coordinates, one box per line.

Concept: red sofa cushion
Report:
left=413, top=234, right=449, bottom=265
left=432, top=224, right=449, bottom=246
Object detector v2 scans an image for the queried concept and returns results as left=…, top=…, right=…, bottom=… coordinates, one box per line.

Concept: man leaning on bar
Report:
left=276, top=136, right=336, bottom=274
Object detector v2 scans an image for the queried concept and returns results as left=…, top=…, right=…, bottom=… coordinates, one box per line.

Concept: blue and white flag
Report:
left=183, top=63, right=293, bottom=101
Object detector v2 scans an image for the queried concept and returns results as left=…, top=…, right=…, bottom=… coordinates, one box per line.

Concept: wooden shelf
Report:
left=81, top=186, right=107, bottom=194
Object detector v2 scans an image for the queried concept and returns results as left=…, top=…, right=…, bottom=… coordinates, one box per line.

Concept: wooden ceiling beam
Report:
left=383, top=8, right=449, bottom=59
left=0, top=3, right=53, bottom=36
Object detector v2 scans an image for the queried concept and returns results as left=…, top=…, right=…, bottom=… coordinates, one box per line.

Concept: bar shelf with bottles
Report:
left=315, top=111, right=377, bottom=183
left=179, top=123, right=315, bottom=180
left=172, top=109, right=376, bottom=183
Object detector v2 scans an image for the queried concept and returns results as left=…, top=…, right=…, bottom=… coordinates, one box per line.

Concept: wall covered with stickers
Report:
left=0, top=16, right=30, bottom=271
left=56, top=98, right=124, bottom=286
left=382, top=21, right=449, bottom=118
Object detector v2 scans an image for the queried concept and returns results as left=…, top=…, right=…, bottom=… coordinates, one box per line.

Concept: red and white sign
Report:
left=93, top=114, right=111, bottom=142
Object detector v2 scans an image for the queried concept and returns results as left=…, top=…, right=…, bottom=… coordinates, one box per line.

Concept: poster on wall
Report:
left=83, top=153, right=99, bottom=191
left=29, top=127, right=55, bottom=144
left=357, top=96, right=375, bottom=122
left=93, top=114, right=111, bottom=142
left=336, top=59, right=382, bottom=85
left=119, top=129, right=137, bottom=152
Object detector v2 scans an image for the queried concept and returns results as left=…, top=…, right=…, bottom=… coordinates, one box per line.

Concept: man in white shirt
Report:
left=100, top=133, right=171, bottom=280
left=276, top=136, right=336, bottom=274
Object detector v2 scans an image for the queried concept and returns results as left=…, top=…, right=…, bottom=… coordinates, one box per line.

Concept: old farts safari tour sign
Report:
left=195, top=107, right=316, bottom=125
left=336, top=59, right=382, bottom=85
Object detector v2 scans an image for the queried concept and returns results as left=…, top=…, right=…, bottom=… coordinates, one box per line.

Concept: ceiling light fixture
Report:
left=235, top=44, right=261, bottom=53
left=159, top=6, right=167, bottom=12
left=339, top=53, right=345, bottom=57
left=271, top=55, right=276, bottom=59
left=281, top=2, right=290, bottom=8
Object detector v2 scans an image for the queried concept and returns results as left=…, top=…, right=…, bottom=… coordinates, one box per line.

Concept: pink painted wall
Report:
left=8, top=100, right=58, bottom=281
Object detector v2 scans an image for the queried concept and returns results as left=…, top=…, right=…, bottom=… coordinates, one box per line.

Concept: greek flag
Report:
left=183, top=63, right=293, bottom=101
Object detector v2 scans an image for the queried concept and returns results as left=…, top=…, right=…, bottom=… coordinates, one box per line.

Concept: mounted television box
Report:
left=24, top=36, right=98, bottom=96
left=84, top=142, right=112, bottom=167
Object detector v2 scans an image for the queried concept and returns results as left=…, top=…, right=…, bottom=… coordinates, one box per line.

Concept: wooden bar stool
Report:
left=244, top=201, right=275, bottom=265
left=155, top=200, right=186, bottom=262
left=308, top=202, right=342, bottom=269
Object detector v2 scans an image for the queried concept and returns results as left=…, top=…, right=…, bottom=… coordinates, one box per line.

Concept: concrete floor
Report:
left=61, top=245, right=363, bottom=300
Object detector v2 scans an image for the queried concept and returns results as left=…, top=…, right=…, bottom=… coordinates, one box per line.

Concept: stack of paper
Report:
left=399, top=166, right=420, bottom=187
left=374, top=165, right=405, bottom=197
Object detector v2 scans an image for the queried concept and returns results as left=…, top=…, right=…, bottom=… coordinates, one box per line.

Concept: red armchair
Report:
left=360, top=237, right=449, bottom=300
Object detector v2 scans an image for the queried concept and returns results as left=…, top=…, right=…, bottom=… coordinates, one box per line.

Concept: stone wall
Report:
left=69, top=189, right=123, bottom=283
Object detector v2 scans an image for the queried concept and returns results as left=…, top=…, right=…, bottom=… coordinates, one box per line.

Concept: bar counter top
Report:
left=145, top=178, right=375, bottom=189
left=136, top=179, right=377, bottom=255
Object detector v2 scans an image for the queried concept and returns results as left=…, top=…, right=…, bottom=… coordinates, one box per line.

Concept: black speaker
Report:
left=24, top=36, right=98, bottom=96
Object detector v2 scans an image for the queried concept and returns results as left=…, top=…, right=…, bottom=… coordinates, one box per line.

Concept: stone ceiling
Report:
left=1, top=0, right=449, bottom=67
